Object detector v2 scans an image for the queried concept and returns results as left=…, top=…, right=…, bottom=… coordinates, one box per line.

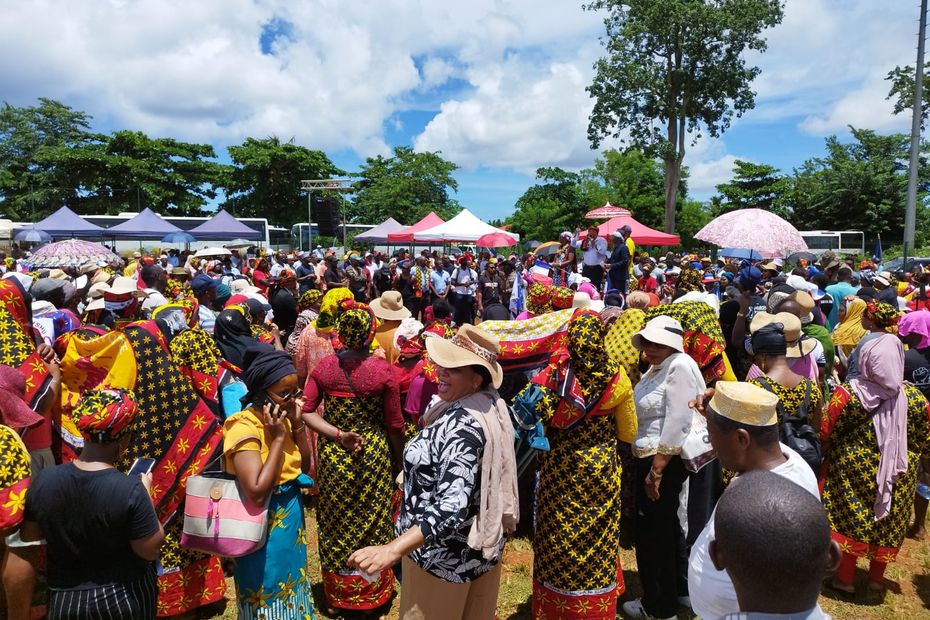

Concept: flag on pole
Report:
left=509, top=269, right=525, bottom=317
left=872, top=237, right=883, bottom=264
left=530, top=259, right=551, bottom=279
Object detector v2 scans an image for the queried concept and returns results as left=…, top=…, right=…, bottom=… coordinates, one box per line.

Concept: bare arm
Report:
left=230, top=404, right=288, bottom=505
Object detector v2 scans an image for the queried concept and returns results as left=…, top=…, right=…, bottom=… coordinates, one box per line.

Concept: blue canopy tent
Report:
left=104, top=208, right=182, bottom=238
left=14, top=206, right=106, bottom=238
left=188, top=209, right=263, bottom=241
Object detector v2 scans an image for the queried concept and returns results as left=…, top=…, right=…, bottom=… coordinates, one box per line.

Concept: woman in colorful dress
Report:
left=301, top=303, right=405, bottom=615
left=285, top=289, right=322, bottom=356
left=831, top=296, right=868, bottom=375
left=526, top=310, right=635, bottom=619
left=348, top=324, right=518, bottom=620
left=821, top=331, right=930, bottom=598
left=224, top=345, right=315, bottom=619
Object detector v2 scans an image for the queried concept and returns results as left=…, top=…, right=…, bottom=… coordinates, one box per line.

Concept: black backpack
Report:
left=755, top=377, right=822, bottom=473
left=374, top=264, right=392, bottom=291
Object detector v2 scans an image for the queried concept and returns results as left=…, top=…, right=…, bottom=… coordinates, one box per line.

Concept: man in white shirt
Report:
left=450, top=257, right=478, bottom=325
left=711, top=470, right=837, bottom=620
left=139, top=264, right=169, bottom=318
left=684, top=382, right=821, bottom=620
left=574, top=225, right=609, bottom=292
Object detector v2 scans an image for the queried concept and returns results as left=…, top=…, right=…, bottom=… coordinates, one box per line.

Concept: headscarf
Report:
left=214, top=308, right=258, bottom=368
left=278, top=269, right=296, bottom=285
left=567, top=311, right=621, bottom=404
left=676, top=261, right=703, bottom=293
left=898, top=310, right=930, bottom=350
left=849, top=333, right=908, bottom=521
left=298, top=289, right=323, bottom=312
left=751, top=323, right=787, bottom=357
left=551, top=286, right=574, bottom=310
left=832, top=298, right=868, bottom=348
left=239, top=344, right=297, bottom=407
left=334, top=304, right=377, bottom=352
left=314, top=287, right=355, bottom=333
left=73, top=388, right=139, bottom=443
left=865, top=301, right=901, bottom=334
left=0, top=365, right=44, bottom=428
left=526, top=282, right=552, bottom=315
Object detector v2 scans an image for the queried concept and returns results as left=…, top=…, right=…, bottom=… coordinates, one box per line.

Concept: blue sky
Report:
left=0, top=0, right=919, bottom=224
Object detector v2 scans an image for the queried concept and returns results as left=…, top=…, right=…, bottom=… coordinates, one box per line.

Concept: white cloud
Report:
left=800, top=79, right=911, bottom=135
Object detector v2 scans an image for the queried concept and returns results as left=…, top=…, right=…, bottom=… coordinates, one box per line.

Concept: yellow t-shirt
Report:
left=223, top=408, right=302, bottom=487
left=626, top=238, right=636, bottom=275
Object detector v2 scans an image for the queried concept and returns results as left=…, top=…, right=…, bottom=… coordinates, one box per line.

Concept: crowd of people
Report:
left=0, top=230, right=926, bottom=620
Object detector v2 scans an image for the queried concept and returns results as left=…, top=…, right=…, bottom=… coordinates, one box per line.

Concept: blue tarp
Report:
left=14, top=206, right=105, bottom=237
left=104, top=208, right=182, bottom=238
left=188, top=209, right=263, bottom=240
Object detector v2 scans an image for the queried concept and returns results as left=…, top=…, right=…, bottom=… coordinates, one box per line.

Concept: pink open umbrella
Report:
left=476, top=232, right=517, bottom=248
left=28, top=239, right=119, bottom=269
left=585, top=201, right=630, bottom=220
left=694, top=209, right=808, bottom=257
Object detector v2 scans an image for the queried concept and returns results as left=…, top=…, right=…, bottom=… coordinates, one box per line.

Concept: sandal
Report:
left=824, top=578, right=856, bottom=600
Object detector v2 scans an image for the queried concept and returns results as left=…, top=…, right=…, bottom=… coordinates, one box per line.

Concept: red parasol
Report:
left=476, top=232, right=517, bottom=248
left=585, top=201, right=631, bottom=220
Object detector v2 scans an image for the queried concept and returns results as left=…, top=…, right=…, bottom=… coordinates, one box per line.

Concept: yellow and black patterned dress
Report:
left=525, top=311, right=636, bottom=619
left=747, top=378, right=824, bottom=425
left=821, top=383, right=930, bottom=561
left=303, top=354, right=403, bottom=611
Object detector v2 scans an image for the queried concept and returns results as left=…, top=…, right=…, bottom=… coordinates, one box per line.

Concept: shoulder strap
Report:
left=203, top=435, right=256, bottom=472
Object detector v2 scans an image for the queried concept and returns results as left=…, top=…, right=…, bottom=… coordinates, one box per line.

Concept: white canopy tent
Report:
left=413, top=209, right=519, bottom=243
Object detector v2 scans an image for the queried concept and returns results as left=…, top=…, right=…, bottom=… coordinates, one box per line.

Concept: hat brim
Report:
left=786, top=337, right=817, bottom=359
left=631, top=327, right=684, bottom=353
left=425, top=336, right=503, bottom=389
left=370, top=299, right=412, bottom=321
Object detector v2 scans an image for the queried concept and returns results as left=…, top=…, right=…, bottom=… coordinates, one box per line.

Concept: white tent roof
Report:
left=413, top=209, right=519, bottom=243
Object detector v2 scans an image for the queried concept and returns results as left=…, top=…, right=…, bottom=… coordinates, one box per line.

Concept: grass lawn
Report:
left=206, top=510, right=930, bottom=619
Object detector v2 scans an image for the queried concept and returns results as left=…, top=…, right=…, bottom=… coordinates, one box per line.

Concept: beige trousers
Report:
left=398, top=556, right=502, bottom=620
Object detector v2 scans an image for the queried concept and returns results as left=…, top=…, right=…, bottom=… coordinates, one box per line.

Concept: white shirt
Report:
left=141, top=289, right=169, bottom=318
left=198, top=304, right=217, bottom=333
left=575, top=235, right=609, bottom=266
left=452, top=267, right=478, bottom=296
left=688, top=445, right=820, bottom=620
left=632, top=352, right=706, bottom=457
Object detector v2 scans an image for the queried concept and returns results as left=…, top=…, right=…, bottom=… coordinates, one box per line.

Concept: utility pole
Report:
left=300, top=179, right=353, bottom=251
left=904, top=0, right=928, bottom=264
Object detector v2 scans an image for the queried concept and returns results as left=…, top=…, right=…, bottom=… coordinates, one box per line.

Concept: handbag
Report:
left=755, top=377, right=822, bottom=473
left=180, top=438, right=270, bottom=558
left=680, top=410, right=716, bottom=473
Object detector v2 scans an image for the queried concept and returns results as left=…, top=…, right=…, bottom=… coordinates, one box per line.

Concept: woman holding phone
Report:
left=223, top=344, right=315, bottom=620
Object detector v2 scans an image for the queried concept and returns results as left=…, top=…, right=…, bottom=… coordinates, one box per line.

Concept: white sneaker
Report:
left=621, top=598, right=677, bottom=620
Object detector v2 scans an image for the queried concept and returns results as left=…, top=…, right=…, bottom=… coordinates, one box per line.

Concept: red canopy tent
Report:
left=598, top=214, right=680, bottom=246
left=386, top=212, right=445, bottom=243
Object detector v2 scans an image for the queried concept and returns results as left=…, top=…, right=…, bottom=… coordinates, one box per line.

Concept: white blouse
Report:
left=632, top=352, right=706, bottom=458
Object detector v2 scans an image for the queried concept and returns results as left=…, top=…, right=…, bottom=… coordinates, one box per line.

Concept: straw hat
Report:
left=749, top=311, right=815, bottom=358
left=788, top=290, right=816, bottom=324
left=229, top=279, right=261, bottom=296
left=108, top=277, right=148, bottom=298
left=87, top=282, right=110, bottom=300
left=709, top=381, right=779, bottom=427
left=631, top=316, right=685, bottom=353
left=370, top=291, right=412, bottom=321
left=424, top=323, right=503, bottom=389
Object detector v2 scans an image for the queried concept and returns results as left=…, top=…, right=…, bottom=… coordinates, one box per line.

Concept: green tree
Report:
left=582, top=148, right=688, bottom=230
left=788, top=127, right=930, bottom=242
left=677, top=200, right=712, bottom=249
left=223, top=137, right=342, bottom=226
left=351, top=146, right=461, bottom=225
left=886, top=65, right=930, bottom=130
left=713, top=159, right=791, bottom=217
left=0, top=98, right=97, bottom=218
left=585, top=0, right=784, bottom=233
left=39, top=130, right=228, bottom=216
left=509, top=167, right=592, bottom=242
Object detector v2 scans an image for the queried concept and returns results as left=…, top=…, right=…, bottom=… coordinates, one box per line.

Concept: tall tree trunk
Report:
left=664, top=158, right=680, bottom=233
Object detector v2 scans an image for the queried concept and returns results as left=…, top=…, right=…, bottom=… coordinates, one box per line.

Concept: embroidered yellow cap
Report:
left=709, top=381, right=779, bottom=427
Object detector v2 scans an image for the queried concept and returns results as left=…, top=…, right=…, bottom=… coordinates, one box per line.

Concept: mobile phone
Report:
left=128, top=457, right=156, bottom=476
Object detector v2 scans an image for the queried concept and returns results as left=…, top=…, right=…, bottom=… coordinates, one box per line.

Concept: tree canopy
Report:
left=223, top=136, right=342, bottom=226
left=350, top=146, right=461, bottom=225
left=886, top=65, right=930, bottom=130
left=585, top=0, right=783, bottom=232
left=713, top=159, right=790, bottom=217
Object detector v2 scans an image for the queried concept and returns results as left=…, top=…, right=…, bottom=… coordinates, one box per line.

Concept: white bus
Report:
left=799, top=230, right=865, bottom=256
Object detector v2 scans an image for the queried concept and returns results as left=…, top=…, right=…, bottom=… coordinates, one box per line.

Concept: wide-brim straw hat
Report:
left=425, top=324, right=503, bottom=389
left=749, top=311, right=815, bottom=358
left=370, top=290, right=412, bottom=321
left=631, top=315, right=685, bottom=353
left=108, top=276, right=148, bottom=298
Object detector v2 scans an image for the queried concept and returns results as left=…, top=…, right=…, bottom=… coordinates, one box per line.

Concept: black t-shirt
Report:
left=270, top=288, right=299, bottom=337
left=324, top=266, right=344, bottom=288
left=397, top=274, right=416, bottom=304
left=478, top=274, right=503, bottom=304
left=24, top=463, right=159, bottom=590
left=905, top=347, right=930, bottom=398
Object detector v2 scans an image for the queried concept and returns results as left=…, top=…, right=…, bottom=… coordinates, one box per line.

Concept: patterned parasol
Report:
left=27, top=239, right=119, bottom=269
left=694, top=208, right=808, bottom=257
left=585, top=201, right=630, bottom=220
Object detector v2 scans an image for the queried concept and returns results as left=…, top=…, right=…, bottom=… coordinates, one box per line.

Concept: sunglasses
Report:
left=271, top=388, right=302, bottom=402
